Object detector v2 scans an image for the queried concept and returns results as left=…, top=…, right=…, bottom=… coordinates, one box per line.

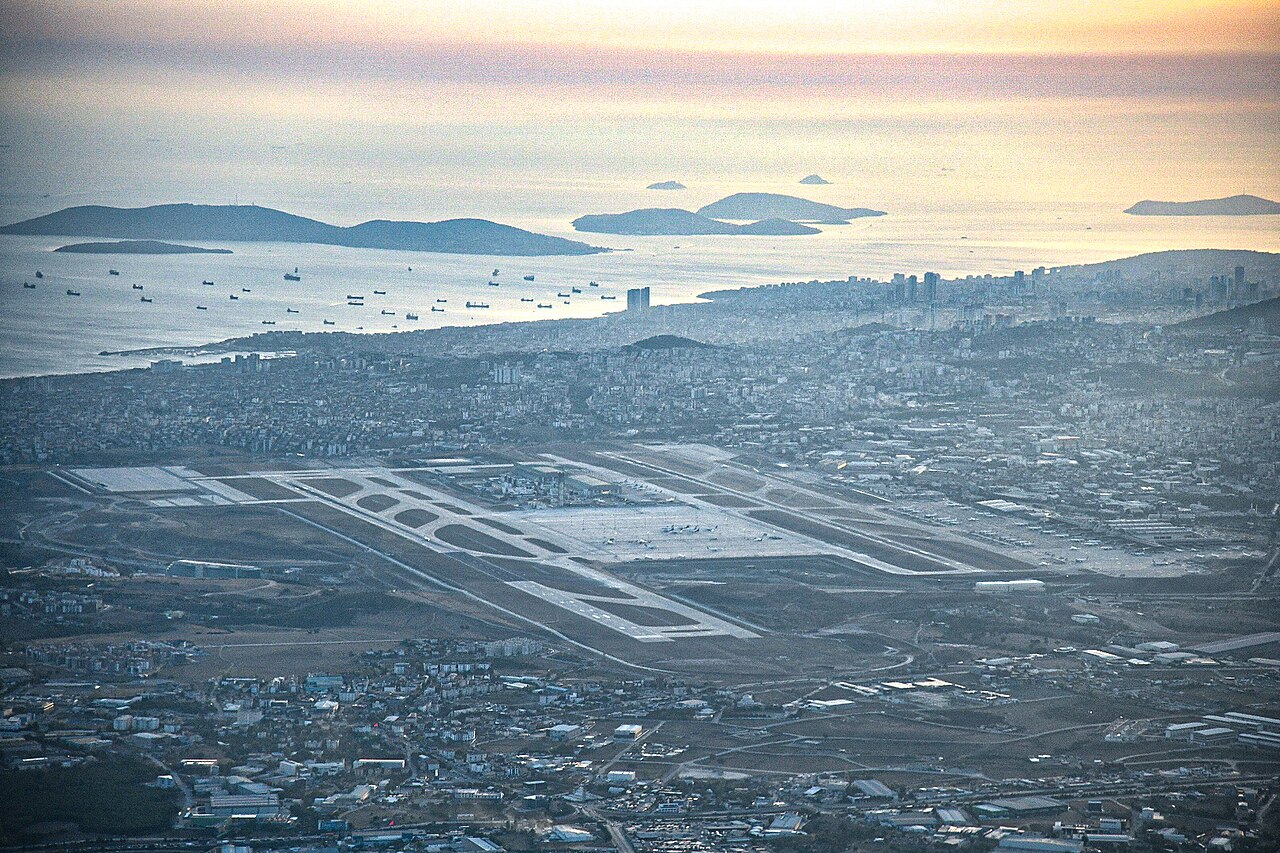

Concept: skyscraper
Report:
left=626, top=286, right=651, bottom=312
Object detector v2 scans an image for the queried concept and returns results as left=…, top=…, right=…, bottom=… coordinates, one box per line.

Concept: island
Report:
left=696, top=192, right=884, bottom=221
left=646, top=180, right=686, bottom=190
left=799, top=174, right=831, bottom=185
left=571, top=208, right=820, bottom=236
left=53, top=240, right=233, bottom=254
left=1, top=203, right=608, bottom=256
left=1124, top=194, right=1280, bottom=216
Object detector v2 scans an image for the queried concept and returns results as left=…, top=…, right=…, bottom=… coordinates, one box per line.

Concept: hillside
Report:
left=624, top=335, right=713, bottom=350
left=1170, top=297, right=1280, bottom=333
left=1125, top=194, right=1280, bottom=216
left=1053, top=249, right=1280, bottom=280
left=697, top=192, right=884, bottom=221
left=2, top=203, right=606, bottom=256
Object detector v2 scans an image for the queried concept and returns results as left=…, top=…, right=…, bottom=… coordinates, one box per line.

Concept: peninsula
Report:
left=1125, top=194, right=1280, bottom=216
left=53, top=239, right=233, bottom=254
left=2, top=203, right=607, bottom=256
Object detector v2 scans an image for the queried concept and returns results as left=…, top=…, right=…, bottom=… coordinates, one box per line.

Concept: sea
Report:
left=2, top=197, right=1278, bottom=378
left=2, top=71, right=1278, bottom=378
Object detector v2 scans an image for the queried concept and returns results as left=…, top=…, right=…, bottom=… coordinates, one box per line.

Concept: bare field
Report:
left=219, top=476, right=302, bottom=501
left=302, top=477, right=363, bottom=498
left=356, top=493, right=400, bottom=512
left=435, top=524, right=534, bottom=557
left=394, top=508, right=439, bottom=527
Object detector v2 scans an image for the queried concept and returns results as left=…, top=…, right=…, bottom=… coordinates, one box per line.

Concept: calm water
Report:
left=2, top=65, right=1278, bottom=377
left=2, top=194, right=1278, bottom=377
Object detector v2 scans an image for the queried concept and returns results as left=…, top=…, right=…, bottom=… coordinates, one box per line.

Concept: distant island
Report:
left=646, top=180, right=686, bottom=190
left=1, top=203, right=607, bottom=256
left=1125, top=194, right=1280, bottom=216
left=571, top=208, right=820, bottom=236
left=696, top=192, right=884, bottom=221
left=53, top=239, right=233, bottom=254
left=798, top=174, right=831, bottom=185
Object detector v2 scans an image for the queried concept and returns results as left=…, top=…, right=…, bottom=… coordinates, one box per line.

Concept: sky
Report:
left=3, top=0, right=1279, bottom=55
left=0, top=1, right=1276, bottom=224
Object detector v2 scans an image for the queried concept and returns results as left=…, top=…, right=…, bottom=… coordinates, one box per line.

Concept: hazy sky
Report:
left=0, top=1, right=1276, bottom=224
left=4, top=0, right=1279, bottom=54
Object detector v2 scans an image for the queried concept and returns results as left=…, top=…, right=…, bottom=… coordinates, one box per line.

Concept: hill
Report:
left=799, top=174, right=831, bottom=185
left=624, top=335, right=713, bottom=351
left=696, top=192, right=884, bottom=221
left=1170, top=297, right=1280, bottom=333
left=647, top=180, right=686, bottom=190
left=1, top=203, right=606, bottom=256
left=571, top=208, right=819, bottom=236
left=736, top=218, right=821, bottom=235
left=1053, top=249, right=1280, bottom=280
left=1124, top=194, right=1280, bottom=216
left=53, top=240, right=232, bottom=254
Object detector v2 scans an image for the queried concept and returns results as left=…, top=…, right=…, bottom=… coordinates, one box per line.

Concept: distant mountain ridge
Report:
left=1125, top=194, right=1280, bottom=216
left=1, top=203, right=607, bottom=256
left=571, top=208, right=820, bottom=236
left=696, top=192, right=884, bottom=221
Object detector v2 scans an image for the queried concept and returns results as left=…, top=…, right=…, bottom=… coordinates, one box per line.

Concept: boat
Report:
left=523, top=274, right=535, bottom=281
left=108, top=269, right=120, bottom=276
left=562, top=300, right=570, bottom=305
left=286, top=308, right=299, bottom=313
left=346, top=294, right=363, bottom=300
left=571, top=287, right=582, bottom=293
left=537, top=303, right=552, bottom=309
left=140, top=296, right=153, bottom=303
left=35, top=271, right=43, bottom=279
left=492, top=268, right=500, bottom=276
left=488, top=281, right=500, bottom=287
left=322, top=319, right=335, bottom=325
left=407, top=266, right=412, bottom=271
left=65, top=289, right=80, bottom=296
left=22, top=282, right=35, bottom=289
left=520, top=297, right=534, bottom=302
left=373, top=289, right=386, bottom=295
left=381, top=309, right=395, bottom=316
left=405, top=312, right=419, bottom=320
left=241, top=287, right=251, bottom=293
left=557, top=292, right=570, bottom=297
left=589, top=281, right=599, bottom=287
left=201, top=280, right=214, bottom=285
left=261, top=320, right=276, bottom=325
left=431, top=306, right=444, bottom=312
left=196, top=305, right=208, bottom=310
left=132, top=283, right=144, bottom=290
left=229, top=294, right=239, bottom=300
left=435, top=298, right=447, bottom=303
left=283, top=273, right=301, bottom=282
left=465, top=301, right=489, bottom=309
left=601, top=294, right=617, bottom=300
left=347, top=301, right=362, bottom=306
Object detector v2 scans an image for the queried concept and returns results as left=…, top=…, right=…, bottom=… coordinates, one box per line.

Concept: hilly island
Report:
left=53, top=240, right=233, bottom=254
left=696, top=192, right=885, bottom=221
left=1, top=203, right=607, bottom=256
left=572, top=208, right=821, bottom=236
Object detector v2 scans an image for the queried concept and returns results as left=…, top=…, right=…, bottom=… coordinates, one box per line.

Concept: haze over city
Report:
left=0, top=2, right=1277, bottom=852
